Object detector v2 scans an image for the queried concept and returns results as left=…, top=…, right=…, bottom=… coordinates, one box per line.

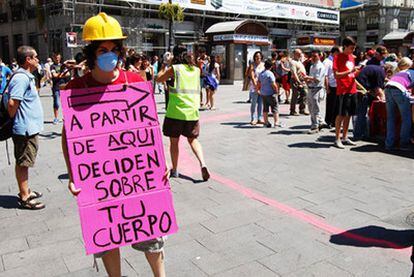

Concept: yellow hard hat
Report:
left=82, top=12, right=127, bottom=41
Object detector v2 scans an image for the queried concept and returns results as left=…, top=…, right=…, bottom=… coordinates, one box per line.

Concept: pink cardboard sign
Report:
left=60, top=81, right=178, bottom=255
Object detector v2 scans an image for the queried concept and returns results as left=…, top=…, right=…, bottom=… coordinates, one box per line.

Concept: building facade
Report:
left=341, top=0, right=414, bottom=52
left=0, top=0, right=339, bottom=63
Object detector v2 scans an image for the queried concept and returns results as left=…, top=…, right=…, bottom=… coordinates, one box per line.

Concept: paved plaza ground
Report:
left=1, top=82, right=414, bottom=276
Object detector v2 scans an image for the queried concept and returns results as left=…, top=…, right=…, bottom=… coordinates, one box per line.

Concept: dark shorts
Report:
left=262, top=95, right=279, bottom=114
left=336, top=93, right=358, bottom=116
left=12, top=134, right=39, bottom=167
left=163, top=117, right=200, bottom=138
left=94, top=237, right=166, bottom=258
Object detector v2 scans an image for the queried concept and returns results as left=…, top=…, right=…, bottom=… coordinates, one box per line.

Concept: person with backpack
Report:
left=6, top=46, right=45, bottom=210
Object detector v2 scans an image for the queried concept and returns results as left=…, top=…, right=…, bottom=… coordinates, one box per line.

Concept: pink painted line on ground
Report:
left=175, top=111, right=413, bottom=254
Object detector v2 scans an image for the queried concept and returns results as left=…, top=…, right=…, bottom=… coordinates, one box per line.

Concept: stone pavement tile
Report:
left=196, top=223, right=273, bottom=253
left=0, top=219, right=49, bottom=243
left=165, top=260, right=208, bottom=277
left=191, top=241, right=275, bottom=275
left=27, top=225, right=82, bottom=248
left=0, top=208, right=18, bottom=220
left=327, top=209, right=379, bottom=230
left=303, top=197, right=368, bottom=219
left=59, top=258, right=138, bottom=277
left=0, top=257, right=68, bottom=277
left=203, top=199, right=264, bottom=218
left=356, top=258, right=411, bottom=277
left=63, top=254, right=99, bottom=273
left=0, top=257, right=3, bottom=272
left=300, top=187, right=357, bottom=206
left=176, top=208, right=216, bottom=227
left=45, top=214, right=80, bottom=231
left=200, top=209, right=266, bottom=234
left=2, top=239, right=84, bottom=270
left=213, top=261, right=278, bottom=277
left=326, top=248, right=411, bottom=276
left=0, top=237, right=28, bottom=255
left=286, top=261, right=353, bottom=277
left=57, top=268, right=105, bottom=277
left=257, top=240, right=340, bottom=276
left=282, top=197, right=317, bottom=210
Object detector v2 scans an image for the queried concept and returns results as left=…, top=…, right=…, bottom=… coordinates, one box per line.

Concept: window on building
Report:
left=28, top=33, right=39, bottom=51
left=13, top=34, right=24, bottom=58
left=0, top=36, right=10, bottom=64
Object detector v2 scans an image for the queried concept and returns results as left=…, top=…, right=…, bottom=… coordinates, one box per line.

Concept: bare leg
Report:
left=285, top=89, right=291, bottom=102
left=205, top=88, right=211, bottom=108
left=263, top=112, right=269, bottom=124
left=273, top=112, right=279, bottom=125
left=187, top=138, right=206, bottom=167
left=169, top=137, right=179, bottom=171
left=335, top=115, right=344, bottom=141
left=54, top=108, right=59, bottom=120
left=102, top=248, right=121, bottom=277
left=16, top=165, right=29, bottom=200
left=342, top=116, right=351, bottom=139
left=210, top=90, right=216, bottom=109
left=145, top=252, right=166, bottom=277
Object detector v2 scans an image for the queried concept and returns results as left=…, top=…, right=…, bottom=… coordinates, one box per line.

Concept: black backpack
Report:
left=0, top=72, right=28, bottom=141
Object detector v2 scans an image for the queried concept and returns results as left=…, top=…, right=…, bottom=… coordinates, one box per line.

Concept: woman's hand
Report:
left=68, top=180, right=81, bottom=196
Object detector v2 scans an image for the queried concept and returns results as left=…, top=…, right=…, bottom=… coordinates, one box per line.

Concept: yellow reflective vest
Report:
left=166, top=64, right=201, bottom=121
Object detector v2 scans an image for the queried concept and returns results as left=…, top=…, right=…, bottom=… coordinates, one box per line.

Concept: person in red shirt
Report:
left=62, top=13, right=166, bottom=277
left=333, top=36, right=359, bottom=149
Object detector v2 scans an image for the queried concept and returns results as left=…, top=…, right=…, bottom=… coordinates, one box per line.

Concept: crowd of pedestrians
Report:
left=2, top=11, right=414, bottom=276
left=245, top=36, right=414, bottom=150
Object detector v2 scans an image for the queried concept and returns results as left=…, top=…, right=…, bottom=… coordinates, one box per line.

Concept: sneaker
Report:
left=264, top=122, right=272, bottom=128
left=53, top=118, right=59, bottom=125
left=300, top=110, right=309, bottom=115
left=201, top=167, right=210, bottom=181
left=274, top=122, right=285, bottom=128
left=170, top=169, right=179, bottom=178
left=334, top=139, right=345, bottom=149
left=290, top=111, right=299, bottom=116
left=250, top=120, right=257, bottom=126
left=257, top=120, right=265, bottom=125
left=342, top=138, right=357, bottom=146
left=307, top=128, right=319, bottom=134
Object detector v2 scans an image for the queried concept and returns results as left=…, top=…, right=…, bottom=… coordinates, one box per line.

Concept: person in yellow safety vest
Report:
left=157, top=45, right=210, bottom=181
left=62, top=13, right=167, bottom=277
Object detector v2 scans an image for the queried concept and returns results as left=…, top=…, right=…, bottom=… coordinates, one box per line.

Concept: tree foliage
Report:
left=158, top=2, right=184, bottom=22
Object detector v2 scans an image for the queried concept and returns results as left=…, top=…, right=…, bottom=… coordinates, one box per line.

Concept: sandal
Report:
left=18, top=197, right=46, bottom=210
left=18, top=189, right=43, bottom=201
left=201, top=167, right=210, bottom=181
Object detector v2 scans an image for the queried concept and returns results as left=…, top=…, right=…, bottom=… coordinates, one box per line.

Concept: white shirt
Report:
left=323, top=57, right=336, bottom=88
left=309, top=61, right=326, bottom=88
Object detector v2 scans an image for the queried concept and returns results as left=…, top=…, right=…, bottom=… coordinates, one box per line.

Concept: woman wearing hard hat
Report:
left=62, top=13, right=166, bottom=277
left=157, top=44, right=210, bottom=181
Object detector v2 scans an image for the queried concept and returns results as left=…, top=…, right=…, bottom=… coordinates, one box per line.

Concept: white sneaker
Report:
left=334, top=139, right=345, bottom=149
left=342, top=138, right=357, bottom=146
left=274, top=122, right=285, bottom=128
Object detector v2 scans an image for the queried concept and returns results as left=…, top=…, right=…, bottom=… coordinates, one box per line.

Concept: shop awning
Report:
left=382, top=31, right=411, bottom=41
left=205, top=20, right=247, bottom=34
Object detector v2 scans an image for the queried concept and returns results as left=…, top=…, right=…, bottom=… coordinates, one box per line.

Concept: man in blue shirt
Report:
left=0, top=58, right=12, bottom=94
left=257, top=59, right=282, bottom=128
left=354, top=64, right=386, bottom=140
left=7, top=45, right=45, bottom=210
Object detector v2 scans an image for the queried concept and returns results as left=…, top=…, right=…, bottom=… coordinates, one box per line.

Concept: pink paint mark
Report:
left=176, top=143, right=412, bottom=254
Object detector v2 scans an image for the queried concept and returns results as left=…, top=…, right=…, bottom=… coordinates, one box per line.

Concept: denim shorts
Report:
left=93, top=237, right=166, bottom=258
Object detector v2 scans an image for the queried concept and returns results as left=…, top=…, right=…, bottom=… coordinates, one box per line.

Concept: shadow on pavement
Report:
left=316, top=135, right=336, bottom=143
left=0, top=195, right=20, bottom=209
left=177, top=174, right=204, bottom=184
left=221, top=122, right=263, bottom=129
left=330, top=225, right=414, bottom=249
left=350, top=144, right=414, bottom=159
left=289, top=125, right=309, bottom=130
left=288, top=142, right=332, bottom=149
left=270, top=130, right=306, bottom=136
left=39, top=131, right=62, bottom=139
left=232, top=101, right=250, bottom=104
left=58, top=173, right=69, bottom=180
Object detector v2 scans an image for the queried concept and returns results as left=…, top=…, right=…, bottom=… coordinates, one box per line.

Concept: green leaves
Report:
left=158, top=2, right=184, bottom=22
